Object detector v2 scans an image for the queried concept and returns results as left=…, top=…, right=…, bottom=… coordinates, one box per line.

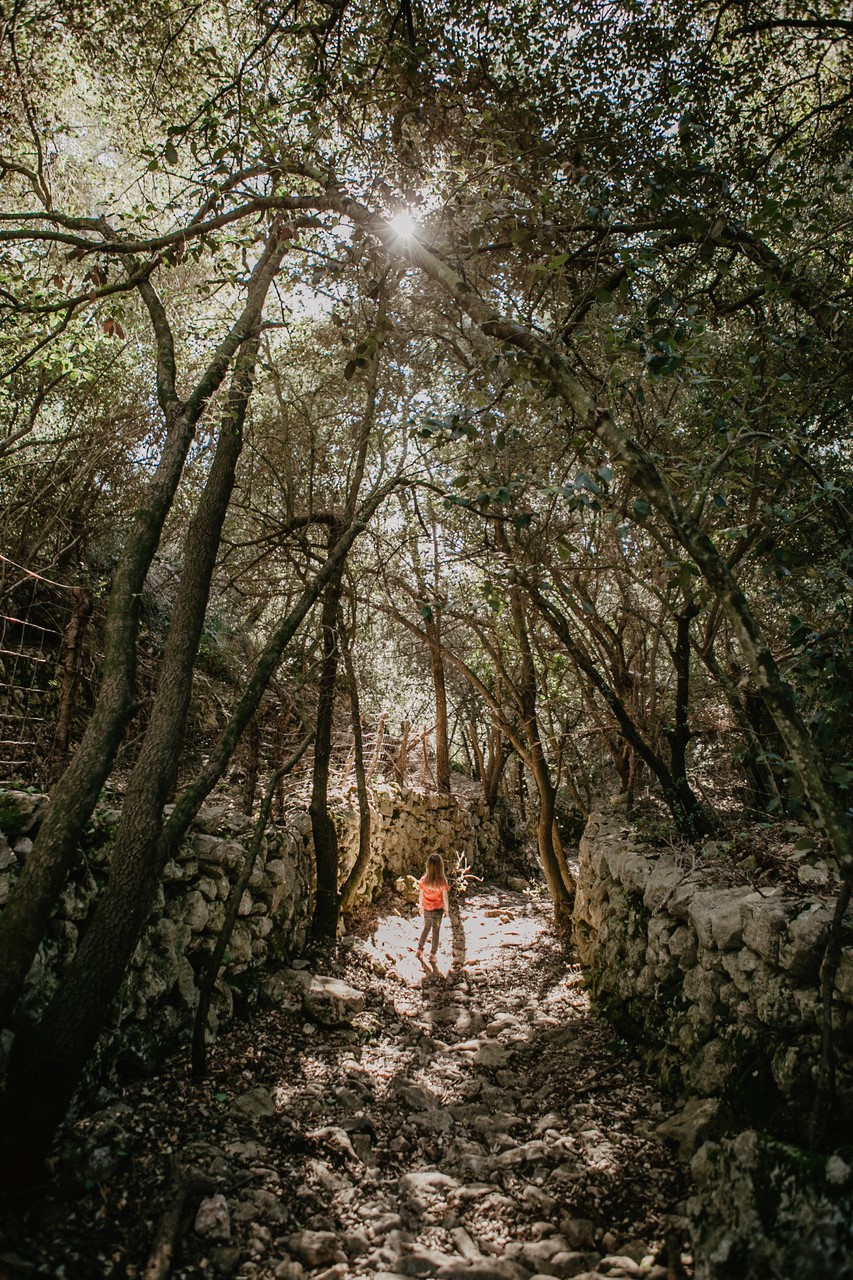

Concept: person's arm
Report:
left=442, top=885, right=450, bottom=913
left=418, top=885, right=425, bottom=916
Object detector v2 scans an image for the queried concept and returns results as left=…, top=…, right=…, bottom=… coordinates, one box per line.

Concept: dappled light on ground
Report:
left=362, top=888, right=549, bottom=986
left=9, top=884, right=693, bottom=1277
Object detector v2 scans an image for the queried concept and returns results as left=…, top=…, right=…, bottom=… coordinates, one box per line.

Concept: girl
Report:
left=416, top=852, right=450, bottom=960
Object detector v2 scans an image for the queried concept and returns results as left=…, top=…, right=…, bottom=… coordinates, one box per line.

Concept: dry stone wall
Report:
left=573, top=807, right=853, bottom=1132
left=573, top=806, right=853, bottom=1280
left=0, top=782, right=508, bottom=1078
left=333, top=781, right=505, bottom=897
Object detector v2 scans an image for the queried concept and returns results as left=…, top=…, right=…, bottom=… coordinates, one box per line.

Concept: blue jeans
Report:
left=418, top=908, right=443, bottom=953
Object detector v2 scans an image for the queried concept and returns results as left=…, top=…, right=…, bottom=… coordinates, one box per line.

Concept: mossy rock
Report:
left=0, top=789, right=48, bottom=839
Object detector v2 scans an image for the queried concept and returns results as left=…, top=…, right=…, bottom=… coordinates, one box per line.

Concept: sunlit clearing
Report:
left=388, top=210, right=418, bottom=240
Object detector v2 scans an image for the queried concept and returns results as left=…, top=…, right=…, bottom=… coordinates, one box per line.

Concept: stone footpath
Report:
left=3, top=887, right=693, bottom=1278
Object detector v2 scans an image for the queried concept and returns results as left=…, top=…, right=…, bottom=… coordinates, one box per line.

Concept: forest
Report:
left=0, top=1, right=852, bottom=1277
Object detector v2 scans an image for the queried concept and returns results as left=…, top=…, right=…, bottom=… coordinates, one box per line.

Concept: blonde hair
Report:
left=424, top=852, right=446, bottom=886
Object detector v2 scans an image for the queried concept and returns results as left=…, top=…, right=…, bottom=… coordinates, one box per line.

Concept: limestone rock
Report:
left=192, top=834, right=245, bottom=871
left=233, top=1086, right=276, bottom=1118
left=778, top=902, right=834, bottom=981
left=399, top=1169, right=460, bottom=1208
left=273, top=1263, right=305, bottom=1280
left=194, top=1193, right=232, bottom=1242
left=507, top=876, right=530, bottom=892
left=303, top=975, right=365, bottom=1025
left=687, top=888, right=753, bottom=951
left=286, top=1230, right=347, bottom=1266
left=395, top=874, right=420, bottom=904
left=656, top=1096, right=722, bottom=1160
left=559, top=1218, right=597, bottom=1249
left=194, top=804, right=229, bottom=834
left=0, top=788, right=48, bottom=837
left=740, top=893, right=789, bottom=963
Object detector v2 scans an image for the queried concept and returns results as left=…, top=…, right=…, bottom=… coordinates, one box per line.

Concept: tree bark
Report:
left=663, top=607, right=709, bottom=835
left=1, top=313, right=267, bottom=1178
left=338, top=616, right=373, bottom=915
left=427, top=617, right=451, bottom=793
left=310, top=534, right=345, bottom=942
left=503, top=560, right=574, bottom=924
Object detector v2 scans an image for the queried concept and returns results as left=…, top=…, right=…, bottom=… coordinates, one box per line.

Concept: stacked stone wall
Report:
left=573, top=808, right=853, bottom=1279
left=333, top=781, right=506, bottom=897
left=573, top=807, right=853, bottom=1134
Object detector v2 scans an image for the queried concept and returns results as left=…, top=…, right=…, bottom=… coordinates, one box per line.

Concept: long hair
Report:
left=424, top=852, right=446, bottom=886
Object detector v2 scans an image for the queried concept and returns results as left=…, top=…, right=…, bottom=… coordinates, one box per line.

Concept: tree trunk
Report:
left=338, top=619, right=373, bottom=915
left=310, top=540, right=345, bottom=942
left=502, top=560, right=574, bottom=924
left=393, top=719, right=411, bottom=785
left=427, top=618, right=451, bottom=792
left=467, top=721, right=485, bottom=783
left=664, top=608, right=709, bottom=837
left=516, top=755, right=528, bottom=823
left=483, top=726, right=509, bottom=809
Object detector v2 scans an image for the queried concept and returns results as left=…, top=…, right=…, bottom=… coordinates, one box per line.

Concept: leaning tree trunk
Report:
left=0, top=311, right=273, bottom=1182
left=0, top=244, right=286, bottom=1030
left=663, top=607, right=709, bottom=837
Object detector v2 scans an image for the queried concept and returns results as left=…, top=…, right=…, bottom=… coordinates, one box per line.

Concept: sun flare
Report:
left=388, top=210, right=418, bottom=239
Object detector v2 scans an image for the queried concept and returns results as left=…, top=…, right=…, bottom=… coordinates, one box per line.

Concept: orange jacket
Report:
left=419, top=876, right=449, bottom=911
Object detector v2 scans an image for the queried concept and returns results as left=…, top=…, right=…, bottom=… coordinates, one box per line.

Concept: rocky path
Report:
left=2, top=886, right=693, bottom=1279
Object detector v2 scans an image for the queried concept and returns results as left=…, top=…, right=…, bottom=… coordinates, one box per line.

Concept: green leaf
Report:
left=633, top=498, right=651, bottom=518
